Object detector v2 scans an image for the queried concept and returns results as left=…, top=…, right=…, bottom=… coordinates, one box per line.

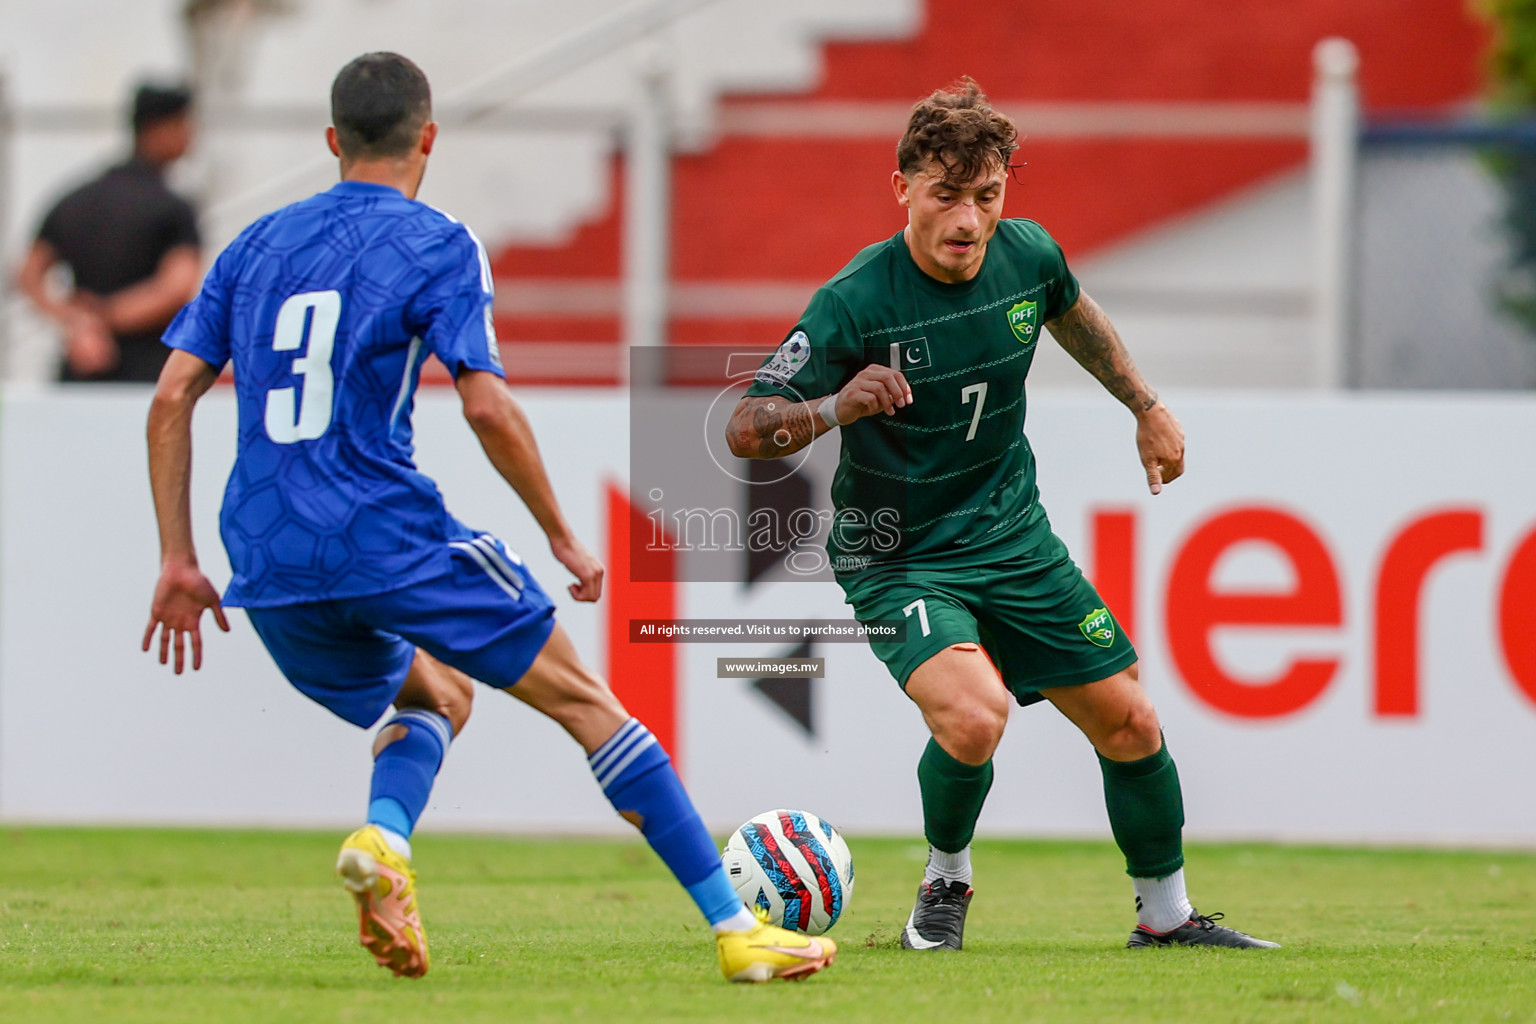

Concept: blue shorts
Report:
left=246, top=532, right=556, bottom=728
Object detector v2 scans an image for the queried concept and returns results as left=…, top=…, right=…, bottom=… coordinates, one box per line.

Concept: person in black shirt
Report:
left=16, top=83, right=202, bottom=382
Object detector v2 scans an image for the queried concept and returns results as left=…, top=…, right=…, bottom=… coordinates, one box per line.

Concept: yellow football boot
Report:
left=716, top=906, right=838, bottom=982
left=335, top=825, right=430, bottom=978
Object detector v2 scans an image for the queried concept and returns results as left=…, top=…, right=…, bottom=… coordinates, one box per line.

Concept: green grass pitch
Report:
left=1, top=829, right=1532, bottom=1023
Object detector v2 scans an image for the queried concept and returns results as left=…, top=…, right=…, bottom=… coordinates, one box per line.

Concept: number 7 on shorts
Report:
left=903, top=598, right=931, bottom=638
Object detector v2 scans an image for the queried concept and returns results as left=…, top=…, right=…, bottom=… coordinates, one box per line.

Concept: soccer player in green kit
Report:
left=727, top=80, right=1278, bottom=951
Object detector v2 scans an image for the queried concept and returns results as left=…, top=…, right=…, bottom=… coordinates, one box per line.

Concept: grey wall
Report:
left=1355, top=146, right=1536, bottom=389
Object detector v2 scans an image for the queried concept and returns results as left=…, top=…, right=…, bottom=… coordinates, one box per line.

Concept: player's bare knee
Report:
left=939, top=724, right=1001, bottom=765
left=1098, top=702, right=1162, bottom=761
left=398, top=654, right=474, bottom=736
left=1128, top=702, right=1163, bottom=756
left=936, top=704, right=1006, bottom=764
left=437, top=683, right=473, bottom=737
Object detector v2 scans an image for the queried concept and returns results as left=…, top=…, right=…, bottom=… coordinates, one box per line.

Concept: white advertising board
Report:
left=3, top=386, right=1534, bottom=845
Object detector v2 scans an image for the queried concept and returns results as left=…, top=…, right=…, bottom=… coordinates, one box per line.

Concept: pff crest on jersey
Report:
left=756, top=331, right=812, bottom=386
left=1007, top=299, right=1039, bottom=345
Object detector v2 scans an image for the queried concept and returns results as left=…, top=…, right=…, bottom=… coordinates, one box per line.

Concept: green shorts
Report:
left=839, top=532, right=1137, bottom=706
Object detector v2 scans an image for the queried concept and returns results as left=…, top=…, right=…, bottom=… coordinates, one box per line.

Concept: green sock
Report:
left=1098, top=739, right=1185, bottom=878
left=917, top=737, right=994, bottom=853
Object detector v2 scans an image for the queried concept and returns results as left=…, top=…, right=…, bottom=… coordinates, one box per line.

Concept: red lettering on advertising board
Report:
left=1373, top=510, right=1484, bottom=717
left=1498, top=523, right=1536, bottom=708
left=1166, top=507, right=1342, bottom=718
left=606, top=484, right=679, bottom=765
left=1090, top=509, right=1137, bottom=645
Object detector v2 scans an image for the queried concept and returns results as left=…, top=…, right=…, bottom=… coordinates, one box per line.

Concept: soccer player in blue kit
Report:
left=141, top=52, right=835, bottom=984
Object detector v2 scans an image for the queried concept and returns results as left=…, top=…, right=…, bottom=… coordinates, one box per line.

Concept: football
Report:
left=721, top=809, right=854, bottom=935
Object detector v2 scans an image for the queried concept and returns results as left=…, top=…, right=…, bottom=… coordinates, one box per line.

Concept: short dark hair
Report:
left=896, top=78, right=1019, bottom=185
left=330, top=52, right=432, bottom=159
left=131, top=82, right=192, bottom=133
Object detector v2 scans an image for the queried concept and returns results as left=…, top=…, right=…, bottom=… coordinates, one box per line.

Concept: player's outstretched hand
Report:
left=1136, top=400, right=1186, bottom=495
left=552, top=535, right=605, bottom=603
left=834, top=364, right=913, bottom=423
left=143, top=561, right=230, bottom=673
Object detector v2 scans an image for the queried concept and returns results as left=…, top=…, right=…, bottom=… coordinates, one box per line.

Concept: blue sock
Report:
left=590, top=718, right=743, bottom=927
left=367, top=708, right=453, bottom=840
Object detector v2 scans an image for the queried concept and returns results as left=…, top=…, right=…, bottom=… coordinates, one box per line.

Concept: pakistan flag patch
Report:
left=1006, top=299, right=1039, bottom=345
left=1078, top=608, right=1115, bottom=648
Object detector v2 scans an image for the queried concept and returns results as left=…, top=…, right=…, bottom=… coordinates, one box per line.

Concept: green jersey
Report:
left=745, top=219, right=1080, bottom=574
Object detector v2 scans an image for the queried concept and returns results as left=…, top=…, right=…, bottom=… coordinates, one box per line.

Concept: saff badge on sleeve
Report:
left=757, top=330, right=812, bottom=386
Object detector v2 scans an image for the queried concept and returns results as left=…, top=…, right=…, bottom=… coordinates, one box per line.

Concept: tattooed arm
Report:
left=1045, top=291, right=1186, bottom=493
left=727, top=364, right=913, bottom=460
left=1046, top=292, right=1159, bottom=410
left=726, top=394, right=828, bottom=460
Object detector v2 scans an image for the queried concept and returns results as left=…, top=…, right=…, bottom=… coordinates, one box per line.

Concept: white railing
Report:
left=0, top=26, right=1361, bottom=389
left=0, top=0, right=723, bottom=381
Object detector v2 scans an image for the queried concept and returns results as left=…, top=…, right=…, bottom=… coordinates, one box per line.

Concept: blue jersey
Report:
left=163, top=180, right=505, bottom=608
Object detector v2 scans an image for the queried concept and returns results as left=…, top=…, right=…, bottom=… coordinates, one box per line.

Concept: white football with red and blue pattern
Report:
left=721, top=809, right=854, bottom=935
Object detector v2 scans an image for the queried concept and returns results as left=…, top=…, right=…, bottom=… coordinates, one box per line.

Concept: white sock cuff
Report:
left=710, top=907, right=759, bottom=934
left=384, top=708, right=454, bottom=751
left=1132, top=867, right=1193, bottom=933
left=925, top=844, right=973, bottom=885
left=588, top=718, right=641, bottom=766
left=378, top=826, right=413, bottom=861
left=587, top=718, right=659, bottom=791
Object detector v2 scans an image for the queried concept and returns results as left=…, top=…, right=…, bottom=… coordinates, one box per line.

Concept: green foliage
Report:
left=1486, top=0, right=1536, bottom=108
left=2, top=829, right=1534, bottom=1023
left=1478, top=1, right=1536, bottom=335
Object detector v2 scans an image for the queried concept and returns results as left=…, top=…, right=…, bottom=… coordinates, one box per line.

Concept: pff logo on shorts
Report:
left=1006, top=299, right=1038, bottom=345
left=1078, top=607, right=1115, bottom=647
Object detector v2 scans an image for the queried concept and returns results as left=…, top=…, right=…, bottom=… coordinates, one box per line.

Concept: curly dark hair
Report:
left=896, top=78, right=1019, bottom=184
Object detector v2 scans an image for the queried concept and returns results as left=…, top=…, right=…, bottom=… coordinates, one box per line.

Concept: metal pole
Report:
left=623, top=59, right=671, bottom=386
left=1311, top=37, right=1359, bottom=390
left=0, top=69, right=12, bottom=372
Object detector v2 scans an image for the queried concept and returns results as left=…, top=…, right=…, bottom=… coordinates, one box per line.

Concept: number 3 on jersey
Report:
left=265, top=289, right=341, bottom=444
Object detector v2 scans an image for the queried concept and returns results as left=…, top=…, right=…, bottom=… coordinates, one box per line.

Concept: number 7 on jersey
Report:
left=961, top=382, right=988, bottom=441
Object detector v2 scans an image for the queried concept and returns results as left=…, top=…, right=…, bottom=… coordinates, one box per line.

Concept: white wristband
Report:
left=817, top=393, right=843, bottom=429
